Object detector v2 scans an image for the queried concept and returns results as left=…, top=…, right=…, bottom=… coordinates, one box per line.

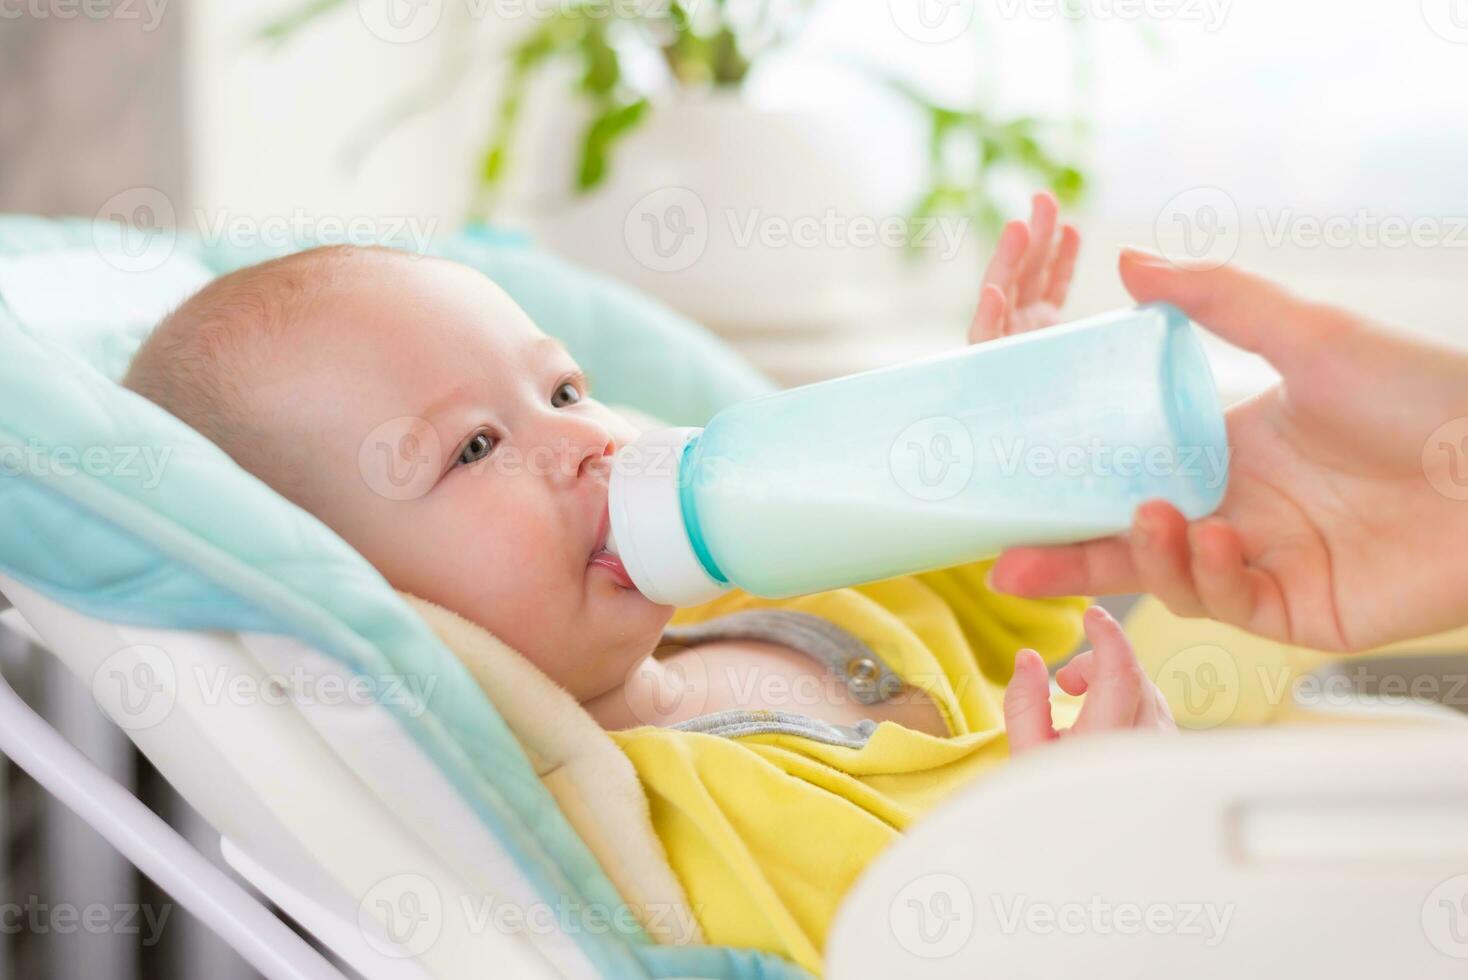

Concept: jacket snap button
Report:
left=846, top=658, right=879, bottom=691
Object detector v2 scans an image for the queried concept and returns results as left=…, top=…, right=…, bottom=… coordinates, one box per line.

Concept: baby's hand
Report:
left=968, top=191, right=1081, bottom=343
left=1003, top=606, right=1176, bottom=755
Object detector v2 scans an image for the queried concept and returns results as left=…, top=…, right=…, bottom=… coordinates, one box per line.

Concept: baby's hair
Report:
left=123, top=243, right=409, bottom=503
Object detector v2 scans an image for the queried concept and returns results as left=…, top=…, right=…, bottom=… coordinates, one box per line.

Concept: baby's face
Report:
left=249, top=257, right=674, bottom=701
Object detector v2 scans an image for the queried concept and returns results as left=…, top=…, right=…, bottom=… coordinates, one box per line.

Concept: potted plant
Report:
left=262, top=1, right=1088, bottom=331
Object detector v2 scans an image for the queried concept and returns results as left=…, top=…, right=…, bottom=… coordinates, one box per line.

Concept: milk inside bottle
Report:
left=605, top=303, right=1229, bottom=606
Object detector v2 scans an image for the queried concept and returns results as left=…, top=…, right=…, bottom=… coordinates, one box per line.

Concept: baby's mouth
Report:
left=589, top=547, right=634, bottom=589
left=589, top=508, right=635, bottom=589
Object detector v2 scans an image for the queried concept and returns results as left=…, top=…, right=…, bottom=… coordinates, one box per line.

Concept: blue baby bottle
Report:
left=605, top=303, right=1229, bottom=606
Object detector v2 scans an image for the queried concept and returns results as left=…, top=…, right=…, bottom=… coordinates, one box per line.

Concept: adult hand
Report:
left=991, top=249, right=1468, bottom=653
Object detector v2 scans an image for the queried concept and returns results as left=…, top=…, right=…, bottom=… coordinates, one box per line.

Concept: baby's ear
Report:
left=608, top=404, right=669, bottom=434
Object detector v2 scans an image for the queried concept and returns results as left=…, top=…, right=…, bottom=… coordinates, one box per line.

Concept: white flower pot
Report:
left=513, top=91, right=981, bottom=335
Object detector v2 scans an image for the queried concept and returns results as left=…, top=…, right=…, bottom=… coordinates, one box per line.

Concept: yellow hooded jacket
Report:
left=607, top=559, right=1087, bottom=974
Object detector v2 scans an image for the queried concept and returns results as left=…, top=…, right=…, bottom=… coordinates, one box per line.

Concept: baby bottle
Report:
left=605, top=303, right=1229, bottom=606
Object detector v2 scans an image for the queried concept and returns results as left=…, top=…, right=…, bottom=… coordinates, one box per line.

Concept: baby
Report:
left=123, top=193, right=1175, bottom=971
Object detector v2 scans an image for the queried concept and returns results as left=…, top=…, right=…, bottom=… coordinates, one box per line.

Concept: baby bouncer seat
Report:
left=1, top=216, right=1466, bottom=979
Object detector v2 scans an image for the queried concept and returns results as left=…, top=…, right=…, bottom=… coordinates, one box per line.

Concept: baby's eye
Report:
left=551, top=380, right=582, bottom=408
left=458, top=432, right=497, bottom=466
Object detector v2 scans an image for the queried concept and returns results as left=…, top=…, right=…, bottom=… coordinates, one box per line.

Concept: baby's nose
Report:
left=577, top=439, right=615, bottom=481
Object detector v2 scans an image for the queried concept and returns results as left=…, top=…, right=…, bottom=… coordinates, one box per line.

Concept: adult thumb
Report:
left=1118, top=248, right=1340, bottom=370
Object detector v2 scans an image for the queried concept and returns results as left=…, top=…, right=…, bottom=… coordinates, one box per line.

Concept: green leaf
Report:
left=577, top=98, right=651, bottom=191
left=579, top=23, right=620, bottom=96
left=254, top=0, right=348, bottom=46
left=1050, top=167, right=1086, bottom=203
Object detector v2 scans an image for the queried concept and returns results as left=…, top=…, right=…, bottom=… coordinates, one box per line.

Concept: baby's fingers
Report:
left=970, top=221, right=1030, bottom=343
left=1016, top=192, right=1059, bottom=306
left=1055, top=649, right=1093, bottom=696
left=1044, top=224, right=1081, bottom=308
left=968, top=285, right=1008, bottom=345
left=1070, top=607, right=1144, bottom=733
left=1136, top=681, right=1179, bottom=733
left=1004, top=648, right=1057, bottom=754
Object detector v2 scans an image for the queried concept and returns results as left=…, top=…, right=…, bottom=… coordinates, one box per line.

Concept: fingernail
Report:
left=1120, top=246, right=1169, bottom=267
left=1132, top=515, right=1151, bottom=548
